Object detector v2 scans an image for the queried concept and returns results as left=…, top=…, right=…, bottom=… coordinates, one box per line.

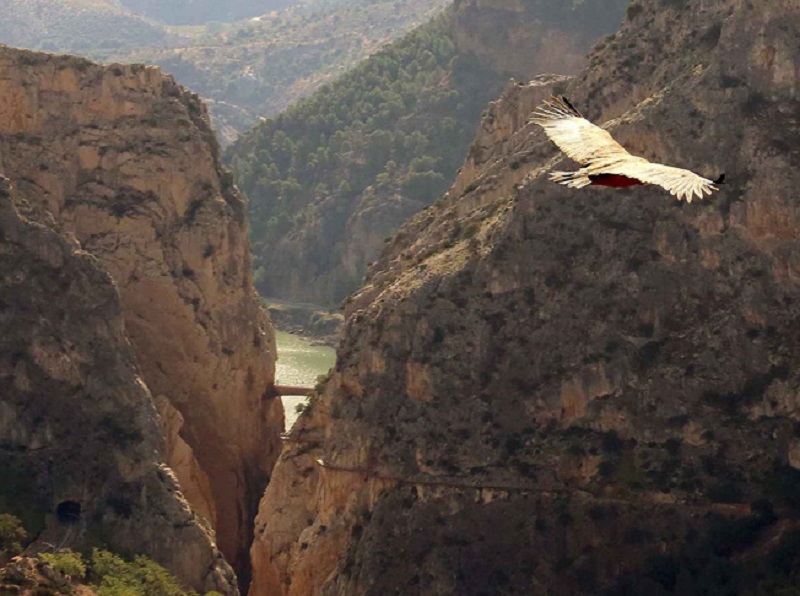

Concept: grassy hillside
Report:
left=227, top=11, right=509, bottom=303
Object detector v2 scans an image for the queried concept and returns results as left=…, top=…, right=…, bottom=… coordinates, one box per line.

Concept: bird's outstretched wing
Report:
left=596, top=160, right=718, bottom=202
left=530, top=96, right=630, bottom=165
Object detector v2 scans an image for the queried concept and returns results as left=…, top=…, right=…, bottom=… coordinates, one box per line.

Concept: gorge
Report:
left=0, top=0, right=798, bottom=593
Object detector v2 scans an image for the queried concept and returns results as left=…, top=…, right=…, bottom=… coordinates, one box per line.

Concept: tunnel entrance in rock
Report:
left=56, top=501, right=81, bottom=524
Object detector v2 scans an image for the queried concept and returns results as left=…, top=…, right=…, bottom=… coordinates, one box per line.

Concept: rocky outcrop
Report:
left=0, top=46, right=283, bottom=579
left=0, top=178, right=236, bottom=594
left=250, top=0, right=800, bottom=593
left=450, top=73, right=573, bottom=205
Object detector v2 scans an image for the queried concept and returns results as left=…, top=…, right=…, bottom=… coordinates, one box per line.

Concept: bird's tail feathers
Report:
left=549, top=170, right=592, bottom=189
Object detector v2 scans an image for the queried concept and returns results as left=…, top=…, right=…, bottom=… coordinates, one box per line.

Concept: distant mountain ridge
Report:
left=0, top=0, right=172, bottom=52
left=109, top=0, right=451, bottom=142
left=0, top=0, right=449, bottom=143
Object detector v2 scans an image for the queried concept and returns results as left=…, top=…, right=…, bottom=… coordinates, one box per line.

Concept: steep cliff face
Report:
left=251, top=0, right=800, bottom=593
left=0, top=178, right=236, bottom=594
left=0, top=46, right=283, bottom=578
left=260, top=185, right=438, bottom=307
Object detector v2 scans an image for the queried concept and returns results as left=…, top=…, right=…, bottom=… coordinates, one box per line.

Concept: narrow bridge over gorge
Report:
left=274, top=384, right=315, bottom=396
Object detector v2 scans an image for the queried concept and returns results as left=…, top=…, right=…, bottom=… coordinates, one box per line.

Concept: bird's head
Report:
left=713, top=173, right=726, bottom=185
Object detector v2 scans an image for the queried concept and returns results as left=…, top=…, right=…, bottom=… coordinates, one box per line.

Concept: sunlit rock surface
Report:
left=0, top=46, right=283, bottom=580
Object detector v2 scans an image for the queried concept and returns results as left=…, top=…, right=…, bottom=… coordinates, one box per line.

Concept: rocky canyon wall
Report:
left=0, top=177, right=237, bottom=594
left=0, top=46, right=283, bottom=579
left=250, top=0, right=800, bottom=593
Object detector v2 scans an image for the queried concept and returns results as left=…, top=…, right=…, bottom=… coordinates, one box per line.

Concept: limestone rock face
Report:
left=250, top=0, right=800, bottom=593
left=0, top=179, right=237, bottom=594
left=450, top=73, right=573, bottom=206
left=0, top=46, right=283, bottom=577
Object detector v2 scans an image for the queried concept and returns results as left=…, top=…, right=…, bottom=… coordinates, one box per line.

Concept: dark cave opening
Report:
left=56, top=500, right=81, bottom=524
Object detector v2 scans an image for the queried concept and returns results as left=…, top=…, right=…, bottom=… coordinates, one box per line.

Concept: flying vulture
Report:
left=531, top=96, right=722, bottom=202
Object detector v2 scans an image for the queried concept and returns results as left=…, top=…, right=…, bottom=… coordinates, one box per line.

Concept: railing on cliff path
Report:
left=309, top=456, right=752, bottom=517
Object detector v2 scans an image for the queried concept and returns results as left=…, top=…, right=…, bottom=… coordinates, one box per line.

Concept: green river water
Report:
left=275, top=330, right=336, bottom=430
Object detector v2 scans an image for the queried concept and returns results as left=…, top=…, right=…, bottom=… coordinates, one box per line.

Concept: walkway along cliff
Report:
left=249, top=0, right=800, bottom=593
left=0, top=46, right=284, bottom=585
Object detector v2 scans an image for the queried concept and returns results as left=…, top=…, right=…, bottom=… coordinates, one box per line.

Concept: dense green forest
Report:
left=228, top=12, right=508, bottom=301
